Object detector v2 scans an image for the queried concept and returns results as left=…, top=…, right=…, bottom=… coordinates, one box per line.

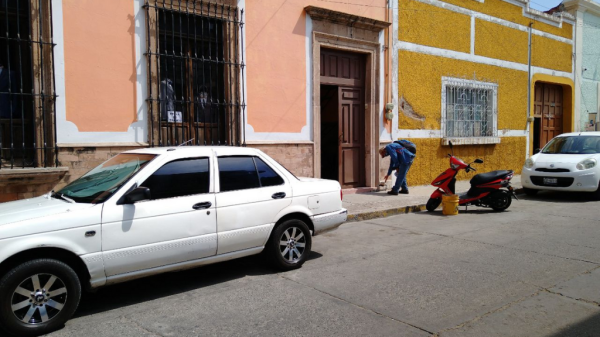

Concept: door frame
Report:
left=312, top=32, right=381, bottom=189
left=528, top=74, right=574, bottom=157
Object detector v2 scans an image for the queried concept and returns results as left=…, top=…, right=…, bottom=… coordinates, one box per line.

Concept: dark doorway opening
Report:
left=533, top=117, right=541, bottom=153
left=320, top=84, right=338, bottom=181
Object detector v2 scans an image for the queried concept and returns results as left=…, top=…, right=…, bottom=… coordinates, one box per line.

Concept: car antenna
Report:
left=179, top=138, right=195, bottom=146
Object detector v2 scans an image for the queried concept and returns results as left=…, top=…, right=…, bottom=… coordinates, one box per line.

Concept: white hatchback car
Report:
left=522, top=132, right=600, bottom=199
left=0, top=146, right=347, bottom=336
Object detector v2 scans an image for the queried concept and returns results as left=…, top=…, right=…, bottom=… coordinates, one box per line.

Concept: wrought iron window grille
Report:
left=0, top=0, right=57, bottom=170
left=441, top=77, right=498, bottom=139
left=143, top=0, right=246, bottom=147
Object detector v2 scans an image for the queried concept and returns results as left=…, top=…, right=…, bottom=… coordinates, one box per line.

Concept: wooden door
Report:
left=534, top=83, right=563, bottom=147
left=320, top=48, right=366, bottom=188
left=338, top=87, right=364, bottom=188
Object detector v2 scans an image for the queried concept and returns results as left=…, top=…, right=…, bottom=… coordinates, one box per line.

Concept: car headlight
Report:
left=524, top=157, right=535, bottom=169
left=576, top=158, right=597, bottom=170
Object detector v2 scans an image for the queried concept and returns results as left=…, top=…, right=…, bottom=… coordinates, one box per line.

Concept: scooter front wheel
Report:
left=426, top=197, right=442, bottom=212
left=490, top=190, right=512, bottom=211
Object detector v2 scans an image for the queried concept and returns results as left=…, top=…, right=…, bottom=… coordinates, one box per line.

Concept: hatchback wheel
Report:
left=0, top=259, right=81, bottom=337
left=267, top=219, right=312, bottom=271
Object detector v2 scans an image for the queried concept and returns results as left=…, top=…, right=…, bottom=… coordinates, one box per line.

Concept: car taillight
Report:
left=340, top=189, right=343, bottom=201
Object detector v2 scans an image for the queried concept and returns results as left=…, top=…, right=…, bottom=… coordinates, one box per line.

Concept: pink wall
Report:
left=62, top=0, right=137, bottom=132
left=246, top=0, right=386, bottom=133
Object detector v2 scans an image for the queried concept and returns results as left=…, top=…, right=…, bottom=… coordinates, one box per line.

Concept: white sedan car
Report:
left=522, top=131, right=600, bottom=199
left=0, top=146, right=347, bottom=336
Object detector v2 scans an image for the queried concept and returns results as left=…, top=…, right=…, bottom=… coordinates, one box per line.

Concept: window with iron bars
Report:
left=0, top=0, right=57, bottom=169
left=441, top=78, right=498, bottom=139
left=144, top=0, right=246, bottom=147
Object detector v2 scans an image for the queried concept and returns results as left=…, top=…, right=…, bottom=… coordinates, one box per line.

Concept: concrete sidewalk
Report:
left=343, top=175, right=522, bottom=221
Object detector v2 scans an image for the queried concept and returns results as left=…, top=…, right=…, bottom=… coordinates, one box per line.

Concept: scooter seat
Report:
left=470, top=170, right=513, bottom=186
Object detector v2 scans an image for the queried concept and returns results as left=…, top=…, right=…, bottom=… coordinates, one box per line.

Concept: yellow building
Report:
left=390, top=0, right=575, bottom=185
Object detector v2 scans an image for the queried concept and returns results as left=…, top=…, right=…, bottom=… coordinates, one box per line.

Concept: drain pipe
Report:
left=526, top=22, right=533, bottom=158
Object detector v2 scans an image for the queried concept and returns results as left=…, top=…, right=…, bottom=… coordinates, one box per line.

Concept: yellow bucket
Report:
left=442, top=194, right=459, bottom=215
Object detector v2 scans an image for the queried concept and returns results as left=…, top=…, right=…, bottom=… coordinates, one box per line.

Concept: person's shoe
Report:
left=387, top=190, right=399, bottom=195
left=399, top=189, right=409, bottom=194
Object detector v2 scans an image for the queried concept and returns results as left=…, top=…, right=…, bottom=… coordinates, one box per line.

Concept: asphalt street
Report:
left=46, top=192, right=600, bottom=337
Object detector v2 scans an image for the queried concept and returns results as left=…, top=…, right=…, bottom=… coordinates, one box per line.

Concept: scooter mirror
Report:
left=474, top=158, right=484, bottom=164
left=448, top=141, right=453, bottom=148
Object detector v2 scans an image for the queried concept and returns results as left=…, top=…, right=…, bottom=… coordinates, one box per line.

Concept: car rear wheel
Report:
left=0, top=259, right=81, bottom=337
left=426, top=198, right=442, bottom=212
left=523, top=187, right=538, bottom=196
left=267, top=219, right=312, bottom=271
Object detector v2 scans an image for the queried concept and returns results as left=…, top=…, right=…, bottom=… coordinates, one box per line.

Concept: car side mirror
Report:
left=123, top=187, right=151, bottom=204
left=533, top=148, right=541, bottom=154
left=474, top=159, right=484, bottom=164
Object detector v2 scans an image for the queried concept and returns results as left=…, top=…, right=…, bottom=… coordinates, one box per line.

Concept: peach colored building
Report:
left=0, top=0, right=394, bottom=201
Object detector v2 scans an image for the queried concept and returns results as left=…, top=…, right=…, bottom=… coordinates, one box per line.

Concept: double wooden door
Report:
left=534, top=83, right=563, bottom=148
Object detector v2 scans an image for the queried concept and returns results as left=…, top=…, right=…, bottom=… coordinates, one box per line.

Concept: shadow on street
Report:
left=73, top=251, right=323, bottom=319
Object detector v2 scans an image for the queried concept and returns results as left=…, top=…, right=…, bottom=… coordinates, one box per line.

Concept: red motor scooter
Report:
left=426, top=141, right=518, bottom=212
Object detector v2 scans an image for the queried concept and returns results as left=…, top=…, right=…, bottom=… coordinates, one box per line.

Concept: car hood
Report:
left=0, top=194, right=94, bottom=227
left=533, top=153, right=598, bottom=164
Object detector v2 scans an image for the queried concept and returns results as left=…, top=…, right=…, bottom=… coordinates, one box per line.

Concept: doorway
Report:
left=533, top=82, right=563, bottom=149
left=319, top=48, right=366, bottom=188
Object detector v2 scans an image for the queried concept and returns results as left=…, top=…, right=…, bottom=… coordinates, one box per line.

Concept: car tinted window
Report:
left=543, top=136, right=600, bottom=154
left=218, top=156, right=260, bottom=192
left=254, top=157, right=284, bottom=187
left=141, top=158, right=210, bottom=200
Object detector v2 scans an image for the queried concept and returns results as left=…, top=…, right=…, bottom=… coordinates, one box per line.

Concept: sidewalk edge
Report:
left=345, top=188, right=524, bottom=222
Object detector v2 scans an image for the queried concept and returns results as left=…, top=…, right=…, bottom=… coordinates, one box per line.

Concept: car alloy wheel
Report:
left=267, top=219, right=312, bottom=271
left=11, top=273, right=67, bottom=324
left=0, top=259, right=81, bottom=337
left=279, top=226, right=307, bottom=264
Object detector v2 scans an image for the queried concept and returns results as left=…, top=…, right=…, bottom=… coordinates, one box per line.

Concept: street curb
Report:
left=345, top=187, right=524, bottom=222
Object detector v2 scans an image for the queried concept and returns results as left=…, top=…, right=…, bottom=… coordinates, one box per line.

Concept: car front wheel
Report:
left=0, top=259, right=81, bottom=337
left=267, top=219, right=312, bottom=271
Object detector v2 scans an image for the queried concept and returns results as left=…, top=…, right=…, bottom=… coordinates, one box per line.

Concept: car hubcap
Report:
left=11, top=274, right=67, bottom=324
left=279, top=227, right=306, bottom=263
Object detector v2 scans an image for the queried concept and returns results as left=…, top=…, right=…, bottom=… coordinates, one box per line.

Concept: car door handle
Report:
left=192, top=202, right=212, bottom=210
left=271, top=192, right=286, bottom=199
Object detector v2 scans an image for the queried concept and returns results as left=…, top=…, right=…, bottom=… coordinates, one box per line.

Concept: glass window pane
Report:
left=254, top=157, right=284, bottom=187
left=141, top=158, right=210, bottom=200
left=218, top=156, right=260, bottom=192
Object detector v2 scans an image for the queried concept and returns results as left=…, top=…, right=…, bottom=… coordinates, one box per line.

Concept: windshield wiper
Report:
left=52, top=192, right=76, bottom=204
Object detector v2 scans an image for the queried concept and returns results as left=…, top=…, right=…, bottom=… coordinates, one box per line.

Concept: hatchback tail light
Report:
left=340, top=189, right=343, bottom=201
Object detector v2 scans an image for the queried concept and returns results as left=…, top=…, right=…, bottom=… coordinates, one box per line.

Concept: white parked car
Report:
left=522, top=131, right=600, bottom=199
left=0, top=146, right=347, bottom=336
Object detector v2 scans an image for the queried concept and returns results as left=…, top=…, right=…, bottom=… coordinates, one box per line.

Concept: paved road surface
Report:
left=47, top=192, right=600, bottom=337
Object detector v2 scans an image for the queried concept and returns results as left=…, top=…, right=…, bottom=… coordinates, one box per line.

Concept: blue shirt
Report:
left=385, top=142, right=415, bottom=176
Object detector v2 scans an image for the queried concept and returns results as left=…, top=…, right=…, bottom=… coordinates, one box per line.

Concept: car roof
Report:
left=122, top=146, right=261, bottom=156
left=556, top=131, right=600, bottom=137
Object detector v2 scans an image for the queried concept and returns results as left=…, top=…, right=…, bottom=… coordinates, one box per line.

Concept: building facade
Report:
left=388, top=0, right=576, bottom=186
left=0, top=0, right=394, bottom=202
left=566, top=0, right=600, bottom=132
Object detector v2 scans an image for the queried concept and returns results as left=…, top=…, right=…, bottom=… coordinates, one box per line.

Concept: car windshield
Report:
left=542, top=136, right=600, bottom=155
left=53, top=153, right=156, bottom=204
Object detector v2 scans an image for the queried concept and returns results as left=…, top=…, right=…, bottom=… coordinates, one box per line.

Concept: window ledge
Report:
left=0, top=167, right=69, bottom=186
left=441, top=137, right=501, bottom=145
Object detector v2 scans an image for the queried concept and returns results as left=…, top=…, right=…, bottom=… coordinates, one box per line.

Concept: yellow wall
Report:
left=440, top=0, right=572, bottom=39
left=398, top=51, right=529, bottom=131
left=475, top=19, right=528, bottom=64
left=397, top=0, right=574, bottom=185
left=399, top=0, right=471, bottom=53
left=63, top=0, right=137, bottom=132
left=405, top=137, right=526, bottom=186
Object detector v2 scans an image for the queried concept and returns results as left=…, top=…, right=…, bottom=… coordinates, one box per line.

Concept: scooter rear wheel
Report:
left=426, top=197, right=442, bottom=212
left=490, top=190, right=512, bottom=211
